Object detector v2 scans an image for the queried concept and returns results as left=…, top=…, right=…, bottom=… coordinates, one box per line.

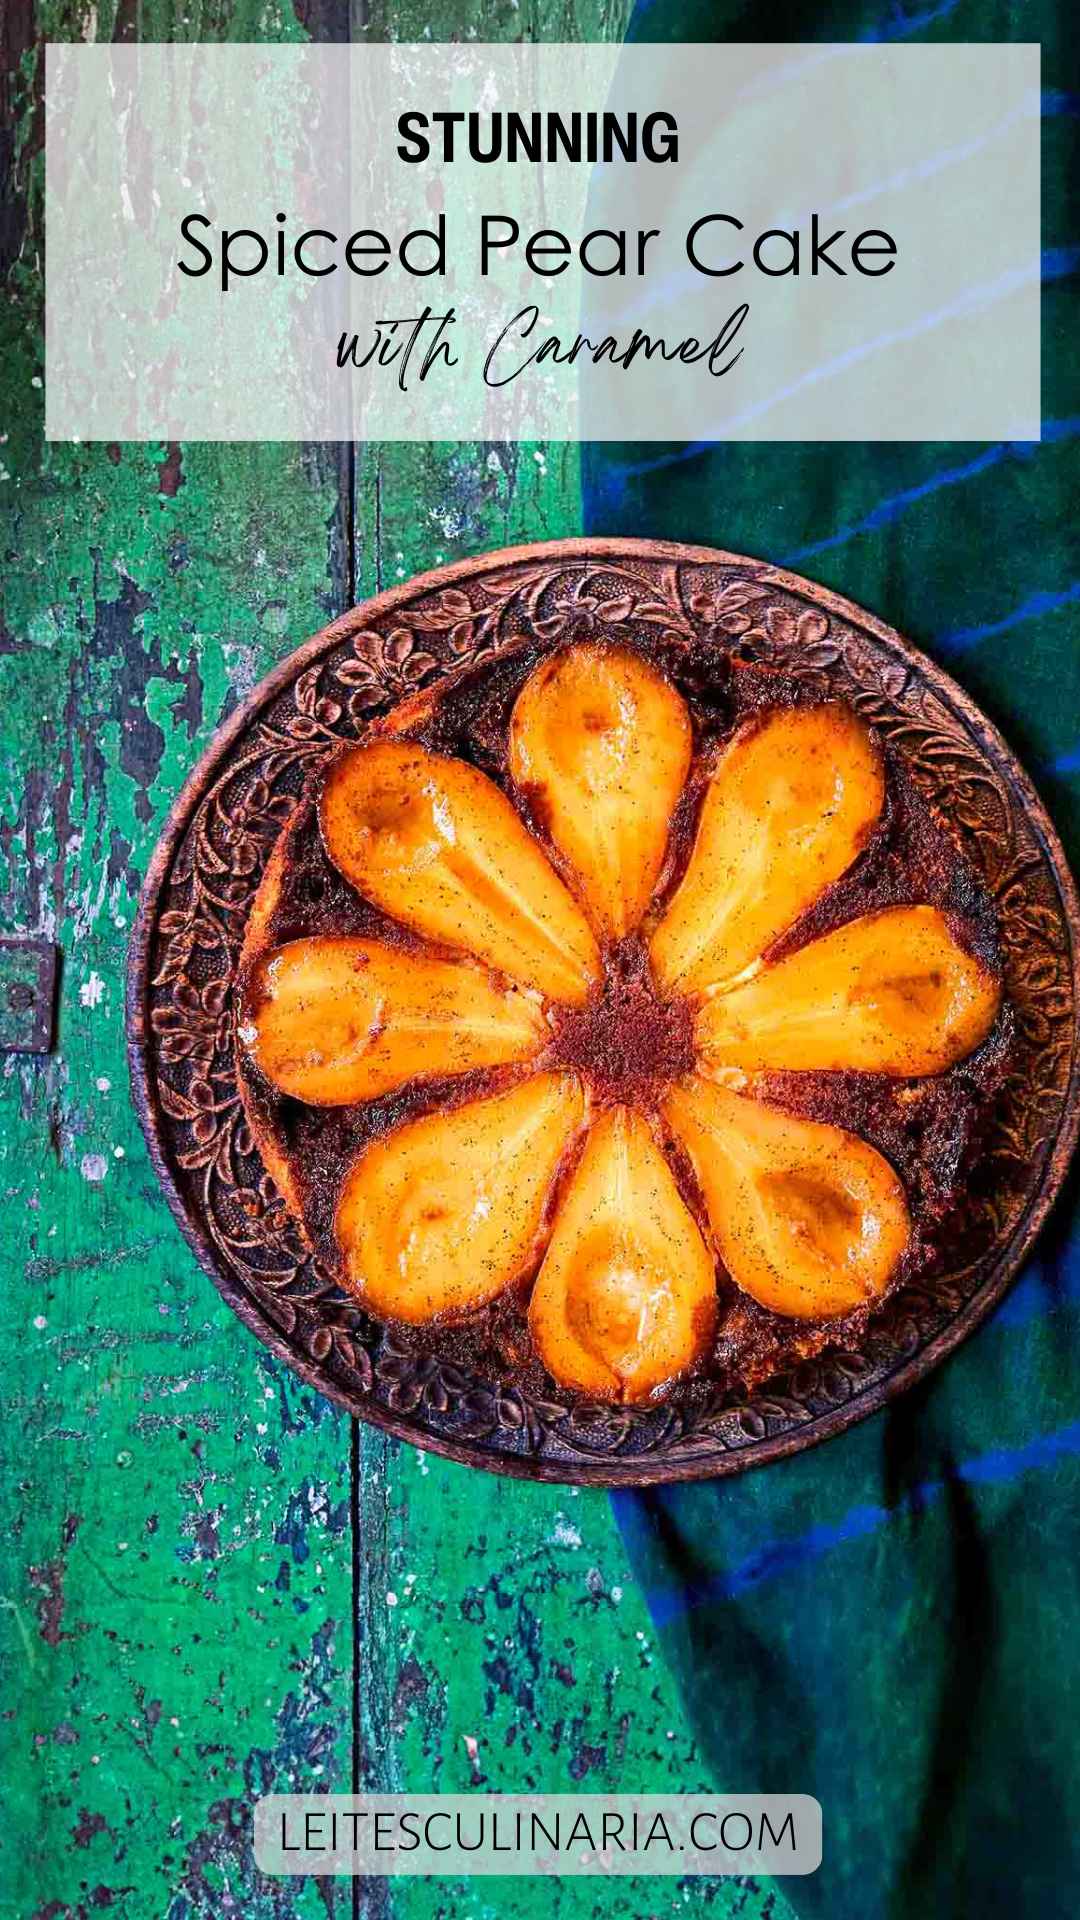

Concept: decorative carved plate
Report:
left=127, top=540, right=1080, bottom=1484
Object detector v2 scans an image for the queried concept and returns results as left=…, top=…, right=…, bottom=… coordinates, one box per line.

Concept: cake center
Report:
left=547, top=936, right=696, bottom=1103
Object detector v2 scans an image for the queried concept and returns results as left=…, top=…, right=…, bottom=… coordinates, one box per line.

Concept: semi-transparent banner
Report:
left=45, top=44, right=1039, bottom=442
left=253, top=1794, right=823, bottom=1875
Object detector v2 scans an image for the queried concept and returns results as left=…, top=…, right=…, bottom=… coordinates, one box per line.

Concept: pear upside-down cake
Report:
left=234, top=633, right=1010, bottom=1405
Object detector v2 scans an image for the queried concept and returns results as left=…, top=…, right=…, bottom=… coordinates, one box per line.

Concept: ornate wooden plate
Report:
left=127, top=540, right=1080, bottom=1485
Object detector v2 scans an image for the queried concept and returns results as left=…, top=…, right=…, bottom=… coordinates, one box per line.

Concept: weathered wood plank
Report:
left=2, top=7, right=354, bottom=1918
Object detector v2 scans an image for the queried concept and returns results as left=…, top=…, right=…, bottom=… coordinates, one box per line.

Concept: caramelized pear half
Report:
left=335, top=1072, right=585, bottom=1323
left=664, top=1077, right=910, bottom=1319
left=320, top=740, right=601, bottom=1006
left=509, top=643, right=692, bottom=938
left=651, top=704, right=884, bottom=996
left=238, top=936, right=546, bottom=1106
left=528, top=1106, right=716, bottom=1402
left=697, top=904, right=1000, bottom=1075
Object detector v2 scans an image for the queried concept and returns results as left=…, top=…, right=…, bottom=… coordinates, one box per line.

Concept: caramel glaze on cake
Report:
left=235, top=627, right=1012, bottom=1400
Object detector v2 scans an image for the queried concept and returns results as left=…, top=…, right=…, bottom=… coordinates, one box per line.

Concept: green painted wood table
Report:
left=0, top=5, right=785, bottom=1916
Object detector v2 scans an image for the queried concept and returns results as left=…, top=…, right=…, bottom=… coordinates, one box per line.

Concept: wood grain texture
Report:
left=1, top=1, right=785, bottom=1918
left=3, top=8, right=355, bottom=1918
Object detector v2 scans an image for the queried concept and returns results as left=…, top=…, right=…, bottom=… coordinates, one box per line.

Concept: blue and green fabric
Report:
left=585, top=1, right=1080, bottom=1914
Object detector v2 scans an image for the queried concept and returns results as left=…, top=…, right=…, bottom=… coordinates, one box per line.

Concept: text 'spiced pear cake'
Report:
left=234, top=629, right=1010, bottom=1406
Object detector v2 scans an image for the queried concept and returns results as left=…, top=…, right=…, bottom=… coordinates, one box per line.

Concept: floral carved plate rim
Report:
left=126, top=538, right=1080, bottom=1485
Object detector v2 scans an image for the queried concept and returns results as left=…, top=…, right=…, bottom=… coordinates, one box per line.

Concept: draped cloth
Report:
left=583, top=2, right=1080, bottom=1910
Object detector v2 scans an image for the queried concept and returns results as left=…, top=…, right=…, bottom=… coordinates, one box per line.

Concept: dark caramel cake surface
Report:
left=234, top=628, right=1010, bottom=1403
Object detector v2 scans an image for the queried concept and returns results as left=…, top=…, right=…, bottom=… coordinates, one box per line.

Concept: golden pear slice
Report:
left=528, top=1106, right=716, bottom=1402
left=663, top=1077, right=910, bottom=1319
left=650, top=704, right=885, bottom=996
left=336, top=1072, right=585, bottom=1323
left=320, top=740, right=601, bottom=1007
left=238, top=936, right=548, bottom=1106
left=509, top=642, right=692, bottom=938
left=697, top=904, right=1000, bottom=1075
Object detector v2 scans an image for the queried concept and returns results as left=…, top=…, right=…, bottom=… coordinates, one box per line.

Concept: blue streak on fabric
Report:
left=1043, top=244, right=1080, bottom=280
left=937, top=580, right=1080, bottom=654
left=1046, top=741, right=1080, bottom=775
left=589, top=417, right=1079, bottom=543
left=859, top=0, right=963, bottom=41
left=614, top=1417, right=1080, bottom=1624
left=786, top=417, right=1080, bottom=564
left=784, top=446, right=1019, bottom=565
